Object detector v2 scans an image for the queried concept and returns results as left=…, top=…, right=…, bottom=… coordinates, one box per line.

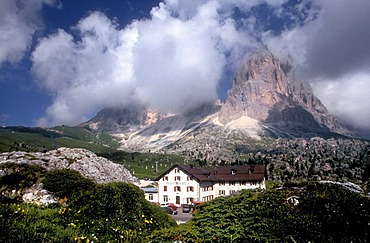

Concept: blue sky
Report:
left=1, top=0, right=370, bottom=136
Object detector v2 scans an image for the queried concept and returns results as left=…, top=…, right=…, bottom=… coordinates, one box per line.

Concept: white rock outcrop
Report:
left=0, top=147, right=138, bottom=184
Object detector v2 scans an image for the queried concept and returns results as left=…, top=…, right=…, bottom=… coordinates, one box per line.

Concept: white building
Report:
left=141, top=187, right=159, bottom=204
left=156, top=164, right=265, bottom=207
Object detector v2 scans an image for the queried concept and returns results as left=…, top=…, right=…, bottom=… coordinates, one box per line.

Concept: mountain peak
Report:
left=218, top=49, right=351, bottom=136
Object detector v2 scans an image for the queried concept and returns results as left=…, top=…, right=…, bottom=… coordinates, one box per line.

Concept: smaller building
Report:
left=156, top=164, right=265, bottom=207
left=141, top=187, right=158, bottom=204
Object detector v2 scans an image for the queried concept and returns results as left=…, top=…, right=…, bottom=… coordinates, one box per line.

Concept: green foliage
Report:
left=68, top=182, right=177, bottom=242
left=42, top=169, right=95, bottom=198
left=0, top=163, right=47, bottom=203
left=0, top=182, right=176, bottom=242
left=152, top=183, right=370, bottom=242
left=0, top=126, right=119, bottom=153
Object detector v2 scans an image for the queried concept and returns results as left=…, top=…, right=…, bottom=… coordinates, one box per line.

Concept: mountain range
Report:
left=80, top=49, right=353, bottom=162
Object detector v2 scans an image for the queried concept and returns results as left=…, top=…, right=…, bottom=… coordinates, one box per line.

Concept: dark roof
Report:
left=156, top=164, right=265, bottom=182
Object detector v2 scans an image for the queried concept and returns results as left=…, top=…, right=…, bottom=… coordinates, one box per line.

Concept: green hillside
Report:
left=98, top=151, right=189, bottom=179
left=0, top=126, right=119, bottom=153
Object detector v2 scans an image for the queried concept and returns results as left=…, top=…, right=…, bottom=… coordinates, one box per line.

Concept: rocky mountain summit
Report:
left=0, top=147, right=137, bottom=184
left=219, top=49, right=349, bottom=136
left=81, top=49, right=353, bottom=156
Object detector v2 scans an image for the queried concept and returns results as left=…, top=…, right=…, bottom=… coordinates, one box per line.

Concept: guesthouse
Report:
left=156, top=164, right=265, bottom=207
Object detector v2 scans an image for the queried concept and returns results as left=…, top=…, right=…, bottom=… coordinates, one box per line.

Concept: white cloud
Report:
left=311, top=72, right=370, bottom=130
left=32, top=12, right=137, bottom=125
left=32, top=1, right=260, bottom=125
left=263, top=0, right=370, bottom=134
left=0, top=0, right=57, bottom=65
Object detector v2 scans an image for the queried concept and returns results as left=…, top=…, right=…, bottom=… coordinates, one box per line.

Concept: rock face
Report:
left=79, top=105, right=166, bottom=133
left=218, top=49, right=349, bottom=136
left=0, top=147, right=138, bottom=184
left=81, top=49, right=353, bottom=159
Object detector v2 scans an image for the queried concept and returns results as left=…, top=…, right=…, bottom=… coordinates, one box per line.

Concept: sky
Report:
left=0, top=0, right=370, bottom=137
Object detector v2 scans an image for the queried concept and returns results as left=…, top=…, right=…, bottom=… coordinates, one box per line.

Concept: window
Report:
left=186, top=197, right=193, bottom=204
left=164, top=186, right=167, bottom=191
left=219, top=181, right=225, bottom=186
left=163, top=176, right=168, bottom=181
left=240, top=181, right=246, bottom=186
left=174, top=168, right=180, bottom=173
left=187, top=186, right=194, bottom=192
left=230, top=181, right=235, bottom=186
left=174, top=186, right=181, bottom=192
left=219, top=190, right=225, bottom=195
left=163, top=195, right=168, bottom=202
left=175, top=176, right=181, bottom=181
left=149, top=194, right=153, bottom=200
left=187, top=176, right=192, bottom=181
left=229, top=190, right=236, bottom=195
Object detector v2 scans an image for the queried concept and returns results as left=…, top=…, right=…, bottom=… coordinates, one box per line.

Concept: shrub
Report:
left=150, top=182, right=370, bottom=242
left=42, top=169, right=95, bottom=198
left=68, top=182, right=177, bottom=242
left=0, top=182, right=176, bottom=242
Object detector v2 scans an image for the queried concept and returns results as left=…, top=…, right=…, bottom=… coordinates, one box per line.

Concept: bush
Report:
left=42, top=169, right=95, bottom=198
left=0, top=182, right=176, bottom=242
left=151, top=182, right=370, bottom=242
left=0, top=163, right=46, bottom=189
left=68, top=182, right=177, bottom=242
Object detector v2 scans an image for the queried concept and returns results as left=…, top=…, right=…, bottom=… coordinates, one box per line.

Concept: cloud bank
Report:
left=27, top=0, right=370, bottom=135
left=32, top=1, right=259, bottom=125
left=263, top=0, right=370, bottom=133
left=0, top=0, right=57, bottom=65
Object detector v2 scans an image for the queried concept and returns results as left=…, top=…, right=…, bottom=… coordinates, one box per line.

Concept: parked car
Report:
left=160, top=203, right=177, bottom=211
left=182, top=204, right=193, bottom=213
left=160, top=203, right=169, bottom=208
left=167, top=203, right=178, bottom=211
left=164, top=206, right=178, bottom=215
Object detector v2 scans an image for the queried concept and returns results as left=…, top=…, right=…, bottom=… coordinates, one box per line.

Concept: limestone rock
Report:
left=218, top=49, right=350, bottom=136
left=0, top=147, right=138, bottom=184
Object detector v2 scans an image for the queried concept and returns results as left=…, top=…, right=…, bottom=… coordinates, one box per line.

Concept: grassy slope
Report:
left=0, top=126, right=119, bottom=153
left=98, top=151, right=189, bottom=179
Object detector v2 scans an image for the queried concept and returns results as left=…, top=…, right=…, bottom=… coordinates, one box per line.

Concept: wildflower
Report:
left=68, top=223, right=77, bottom=228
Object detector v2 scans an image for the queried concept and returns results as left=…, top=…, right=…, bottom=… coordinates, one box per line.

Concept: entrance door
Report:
left=176, top=196, right=180, bottom=205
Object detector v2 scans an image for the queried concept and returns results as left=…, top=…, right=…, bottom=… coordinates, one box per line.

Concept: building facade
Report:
left=141, top=187, right=159, bottom=204
left=156, top=164, right=265, bottom=207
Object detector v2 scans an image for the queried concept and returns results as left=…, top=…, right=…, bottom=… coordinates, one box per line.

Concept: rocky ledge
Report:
left=0, top=147, right=138, bottom=184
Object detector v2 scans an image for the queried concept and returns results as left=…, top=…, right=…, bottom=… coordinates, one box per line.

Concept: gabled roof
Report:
left=155, top=164, right=265, bottom=182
